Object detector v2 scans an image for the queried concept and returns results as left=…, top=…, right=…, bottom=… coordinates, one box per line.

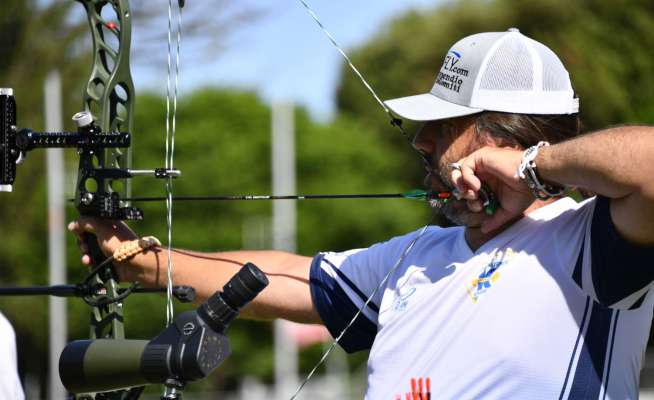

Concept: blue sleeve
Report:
left=588, top=196, right=654, bottom=308
left=309, top=253, right=378, bottom=353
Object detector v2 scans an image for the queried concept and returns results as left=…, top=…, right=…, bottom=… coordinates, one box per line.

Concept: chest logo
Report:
left=392, top=287, right=417, bottom=312
left=466, top=248, right=515, bottom=303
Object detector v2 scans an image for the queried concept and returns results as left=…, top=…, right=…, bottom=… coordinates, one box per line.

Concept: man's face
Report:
left=412, top=116, right=489, bottom=227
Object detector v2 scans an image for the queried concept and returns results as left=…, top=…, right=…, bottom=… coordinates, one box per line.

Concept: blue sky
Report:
left=132, top=0, right=443, bottom=121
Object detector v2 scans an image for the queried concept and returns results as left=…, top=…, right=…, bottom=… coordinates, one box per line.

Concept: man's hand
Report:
left=451, top=146, right=534, bottom=233
left=68, top=217, right=140, bottom=277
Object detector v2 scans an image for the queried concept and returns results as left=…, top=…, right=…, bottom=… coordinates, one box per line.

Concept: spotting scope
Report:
left=59, top=262, right=269, bottom=394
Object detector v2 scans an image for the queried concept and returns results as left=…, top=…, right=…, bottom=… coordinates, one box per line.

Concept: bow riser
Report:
left=74, top=0, right=136, bottom=346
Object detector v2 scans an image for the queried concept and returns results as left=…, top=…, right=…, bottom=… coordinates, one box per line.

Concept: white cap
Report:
left=384, top=28, right=579, bottom=121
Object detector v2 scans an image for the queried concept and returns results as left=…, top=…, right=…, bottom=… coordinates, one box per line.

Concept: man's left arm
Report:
left=537, top=126, right=654, bottom=245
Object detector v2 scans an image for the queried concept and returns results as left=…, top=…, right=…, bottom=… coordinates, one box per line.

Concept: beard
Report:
left=438, top=199, right=487, bottom=227
left=427, top=165, right=487, bottom=228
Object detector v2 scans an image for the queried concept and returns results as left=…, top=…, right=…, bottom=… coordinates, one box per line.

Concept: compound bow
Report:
left=0, top=0, right=189, bottom=398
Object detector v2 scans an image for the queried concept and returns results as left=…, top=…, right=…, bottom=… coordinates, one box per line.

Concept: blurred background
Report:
left=1, top=0, right=653, bottom=398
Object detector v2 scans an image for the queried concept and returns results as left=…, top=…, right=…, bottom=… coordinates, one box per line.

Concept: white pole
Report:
left=44, top=70, right=67, bottom=400
left=271, top=102, right=299, bottom=400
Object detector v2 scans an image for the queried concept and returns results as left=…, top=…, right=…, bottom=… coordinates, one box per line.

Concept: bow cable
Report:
left=161, top=1, right=184, bottom=398
left=164, top=0, right=183, bottom=330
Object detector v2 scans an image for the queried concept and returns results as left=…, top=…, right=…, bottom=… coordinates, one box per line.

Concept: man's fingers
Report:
left=451, top=168, right=464, bottom=192
left=467, top=199, right=483, bottom=213
left=451, top=159, right=481, bottom=200
left=69, top=218, right=103, bottom=263
left=67, top=218, right=98, bottom=237
left=67, top=221, right=81, bottom=235
left=460, top=162, right=482, bottom=193
left=450, top=161, right=483, bottom=211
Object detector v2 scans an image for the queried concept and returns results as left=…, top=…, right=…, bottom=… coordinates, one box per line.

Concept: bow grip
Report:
left=83, top=232, right=111, bottom=271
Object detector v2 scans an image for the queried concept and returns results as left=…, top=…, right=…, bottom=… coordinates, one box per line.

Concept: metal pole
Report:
left=45, top=70, right=67, bottom=400
left=271, top=102, right=299, bottom=400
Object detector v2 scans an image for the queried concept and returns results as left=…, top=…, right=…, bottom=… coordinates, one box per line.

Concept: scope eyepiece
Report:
left=198, top=262, right=269, bottom=333
left=221, top=262, right=269, bottom=309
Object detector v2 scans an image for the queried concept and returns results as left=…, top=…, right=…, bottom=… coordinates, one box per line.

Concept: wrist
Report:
left=517, top=141, right=566, bottom=200
left=137, top=246, right=167, bottom=287
left=113, top=239, right=164, bottom=285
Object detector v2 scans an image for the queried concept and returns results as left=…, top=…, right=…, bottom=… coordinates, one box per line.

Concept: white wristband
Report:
left=516, top=141, right=565, bottom=200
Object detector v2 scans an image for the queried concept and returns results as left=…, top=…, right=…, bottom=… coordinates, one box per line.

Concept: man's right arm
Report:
left=68, top=218, right=320, bottom=324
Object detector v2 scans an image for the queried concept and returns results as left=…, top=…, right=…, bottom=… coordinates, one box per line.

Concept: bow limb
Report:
left=75, top=0, right=136, bottom=342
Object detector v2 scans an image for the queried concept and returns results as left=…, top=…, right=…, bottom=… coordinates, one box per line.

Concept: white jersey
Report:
left=0, top=313, right=24, bottom=400
left=310, top=196, right=654, bottom=399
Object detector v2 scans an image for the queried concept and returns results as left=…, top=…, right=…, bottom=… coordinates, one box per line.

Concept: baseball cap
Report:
left=384, top=28, right=579, bottom=121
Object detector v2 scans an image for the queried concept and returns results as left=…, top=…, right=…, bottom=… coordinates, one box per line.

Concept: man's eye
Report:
left=442, top=123, right=456, bottom=136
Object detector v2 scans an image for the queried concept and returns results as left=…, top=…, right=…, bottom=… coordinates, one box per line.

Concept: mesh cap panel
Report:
left=479, top=36, right=533, bottom=91
left=533, top=41, right=570, bottom=91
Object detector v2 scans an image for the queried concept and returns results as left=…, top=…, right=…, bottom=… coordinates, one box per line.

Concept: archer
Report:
left=70, top=29, right=654, bottom=399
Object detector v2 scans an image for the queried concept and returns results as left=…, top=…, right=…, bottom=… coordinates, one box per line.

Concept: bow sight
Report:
left=0, top=88, right=180, bottom=218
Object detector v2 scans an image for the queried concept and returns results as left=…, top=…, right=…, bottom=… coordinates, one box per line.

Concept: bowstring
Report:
left=164, top=0, right=183, bottom=328
left=295, top=0, right=430, bottom=164
left=289, top=212, right=437, bottom=400
left=296, top=0, right=389, bottom=115
left=292, top=2, right=436, bottom=397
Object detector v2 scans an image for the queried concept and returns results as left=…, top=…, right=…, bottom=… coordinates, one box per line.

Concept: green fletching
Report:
left=401, top=189, right=428, bottom=200
left=484, top=199, right=499, bottom=215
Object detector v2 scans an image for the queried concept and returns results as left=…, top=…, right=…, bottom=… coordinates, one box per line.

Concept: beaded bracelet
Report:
left=113, top=236, right=162, bottom=262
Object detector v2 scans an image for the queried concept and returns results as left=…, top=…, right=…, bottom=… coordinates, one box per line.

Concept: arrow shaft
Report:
left=122, top=192, right=452, bottom=202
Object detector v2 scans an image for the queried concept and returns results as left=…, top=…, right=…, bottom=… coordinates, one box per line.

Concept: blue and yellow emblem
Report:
left=466, top=248, right=514, bottom=303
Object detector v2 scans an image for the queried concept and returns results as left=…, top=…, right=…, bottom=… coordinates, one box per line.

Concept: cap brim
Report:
left=384, top=93, right=483, bottom=122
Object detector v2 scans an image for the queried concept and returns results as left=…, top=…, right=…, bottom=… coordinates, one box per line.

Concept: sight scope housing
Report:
left=59, top=262, right=269, bottom=394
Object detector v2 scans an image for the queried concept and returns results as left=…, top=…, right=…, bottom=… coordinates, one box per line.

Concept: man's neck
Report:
left=464, top=199, right=555, bottom=251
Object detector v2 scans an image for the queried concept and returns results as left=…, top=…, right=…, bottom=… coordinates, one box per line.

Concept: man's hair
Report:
left=474, top=112, right=582, bottom=149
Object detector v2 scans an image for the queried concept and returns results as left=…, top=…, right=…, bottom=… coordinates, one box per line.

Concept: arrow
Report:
left=117, top=189, right=454, bottom=203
